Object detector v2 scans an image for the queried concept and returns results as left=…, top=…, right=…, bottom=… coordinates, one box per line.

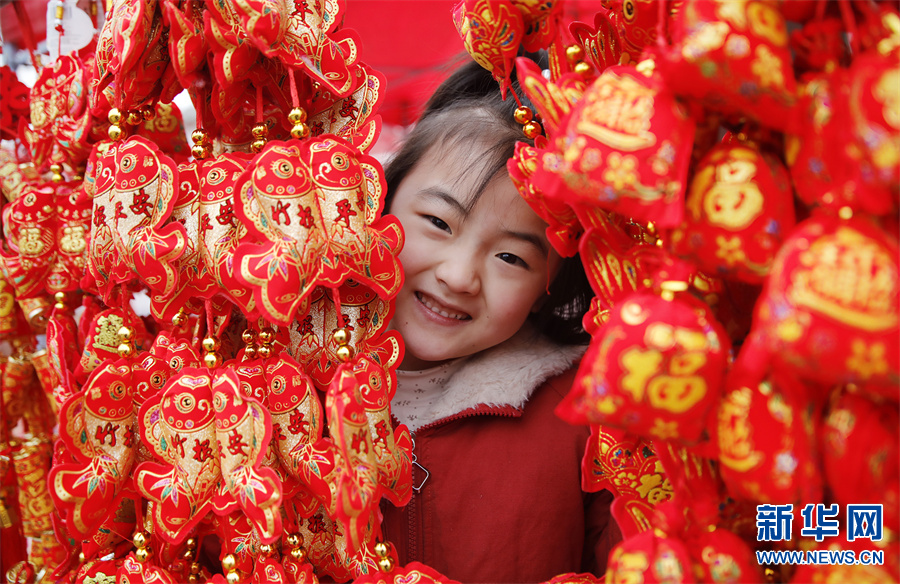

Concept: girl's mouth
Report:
left=415, top=292, right=471, bottom=321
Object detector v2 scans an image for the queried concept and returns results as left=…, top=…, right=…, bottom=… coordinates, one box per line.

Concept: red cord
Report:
left=288, top=68, right=300, bottom=109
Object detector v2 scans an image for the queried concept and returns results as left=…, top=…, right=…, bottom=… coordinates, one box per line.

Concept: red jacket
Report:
left=381, top=367, right=621, bottom=583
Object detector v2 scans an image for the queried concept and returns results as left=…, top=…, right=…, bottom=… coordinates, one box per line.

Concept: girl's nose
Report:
left=434, top=251, right=481, bottom=296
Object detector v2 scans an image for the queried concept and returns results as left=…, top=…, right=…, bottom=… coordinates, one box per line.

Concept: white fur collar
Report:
left=399, top=327, right=586, bottom=428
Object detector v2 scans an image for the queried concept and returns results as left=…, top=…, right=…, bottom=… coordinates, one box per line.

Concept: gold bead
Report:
left=256, top=344, right=271, bottom=360
left=241, top=329, right=257, bottom=344
left=289, top=546, right=307, bottom=562
left=565, top=45, right=584, bottom=64
left=141, top=106, right=156, bottom=121
left=258, top=543, right=273, bottom=557
left=635, top=58, right=656, bottom=77
left=376, top=555, right=395, bottom=573
left=172, top=310, right=188, bottom=328
left=182, top=549, right=195, bottom=560
left=574, top=61, right=593, bottom=76
left=192, top=144, right=208, bottom=160
left=332, top=328, right=350, bottom=345
left=244, top=345, right=258, bottom=360
left=288, top=108, right=307, bottom=124
left=286, top=533, right=301, bottom=547
left=522, top=121, right=542, bottom=139
left=373, top=541, right=390, bottom=557
left=108, top=108, right=122, bottom=125
left=78, top=551, right=86, bottom=563
left=258, top=327, right=275, bottom=345
left=188, top=576, right=199, bottom=584
left=127, top=111, right=143, bottom=126
left=133, top=532, right=148, bottom=548
left=290, top=123, right=310, bottom=140
left=221, top=554, right=237, bottom=572
left=118, top=343, right=134, bottom=358
left=203, top=352, right=221, bottom=369
left=251, top=139, right=267, bottom=153
left=202, top=336, right=220, bottom=352
left=225, top=571, right=241, bottom=584
left=108, top=125, right=123, bottom=141
left=118, top=325, right=135, bottom=341
left=54, top=291, right=66, bottom=309
left=191, top=130, right=207, bottom=145
left=135, top=547, right=151, bottom=562
left=186, top=537, right=197, bottom=548
left=251, top=124, right=268, bottom=139
left=513, top=106, right=533, bottom=125
left=336, top=345, right=353, bottom=362
left=190, top=562, right=201, bottom=575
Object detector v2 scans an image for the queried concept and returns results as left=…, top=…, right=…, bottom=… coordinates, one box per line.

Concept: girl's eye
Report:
left=426, top=215, right=451, bottom=232
left=497, top=252, right=528, bottom=268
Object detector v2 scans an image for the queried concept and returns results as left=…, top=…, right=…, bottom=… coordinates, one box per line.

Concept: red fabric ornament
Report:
left=209, top=369, right=283, bottom=544
left=533, top=62, right=696, bottom=228
left=569, top=11, right=623, bottom=74
left=715, top=352, right=823, bottom=505
left=581, top=425, right=673, bottom=538
left=822, top=389, right=899, bottom=532
left=117, top=552, right=179, bottom=584
left=786, top=66, right=897, bottom=217
left=601, top=0, right=670, bottom=64
left=752, top=214, right=899, bottom=392
left=509, top=141, right=584, bottom=258
left=453, top=0, right=526, bottom=98
left=289, top=283, right=401, bottom=392
left=508, top=58, right=590, bottom=257
left=85, top=136, right=188, bottom=302
left=353, top=560, right=460, bottom=584
left=846, top=46, right=900, bottom=204
left=50, top=353, right=163, bottom=539
left=90, top=0, right=180, bottom=113
left=136, top=367, right=222, bottom=544
left=0, top=149, right=40, bottom=202
left=22, top=54, right=93, bottom=171
left=789, top=18, right=850, bottom=75
left=0, top=185, right=57, bottom=298
left=575, top=206, right=663, bottom=320
left=233, top=138, right=402, bottom=325
left=685, top=527, right=762, bottom=584
left=73, top=305, right=148, bottom=382
left=655, top=0, right=797, bottom=131
left=559, top=277, right=731, bottom=444
left=132, top=102, right=191, bottom=164
left=229, top=0, right=364, bottom=98
left=604, top=527, right=696, bottom=584
left=307, top=64, right=385, bottom=152
left=671, top=138, right=796, bottom=284
left=190, top=152, right=258, bottom=316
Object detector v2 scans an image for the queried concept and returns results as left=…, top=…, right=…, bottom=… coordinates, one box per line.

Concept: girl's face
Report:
left=389, top=142, right=561, bottom=370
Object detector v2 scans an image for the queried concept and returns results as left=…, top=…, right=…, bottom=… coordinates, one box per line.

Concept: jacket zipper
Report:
left=400, top=406, right=522, bottom=563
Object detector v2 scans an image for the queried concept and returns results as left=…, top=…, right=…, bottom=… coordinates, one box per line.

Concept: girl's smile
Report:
left=415, top=291, right=472, bottom=321
left=388, top=139, right=560, bottom=370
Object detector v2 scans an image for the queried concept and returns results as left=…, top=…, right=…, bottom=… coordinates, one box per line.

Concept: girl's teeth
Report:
left=420, top=294, right=467, bottom=320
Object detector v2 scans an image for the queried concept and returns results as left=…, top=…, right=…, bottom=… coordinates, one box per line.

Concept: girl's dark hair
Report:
left=384, top=56, right=592, bottom=346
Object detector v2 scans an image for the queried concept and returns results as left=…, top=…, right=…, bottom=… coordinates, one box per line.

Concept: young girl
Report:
left=379, top=59, right=621, bottom=582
